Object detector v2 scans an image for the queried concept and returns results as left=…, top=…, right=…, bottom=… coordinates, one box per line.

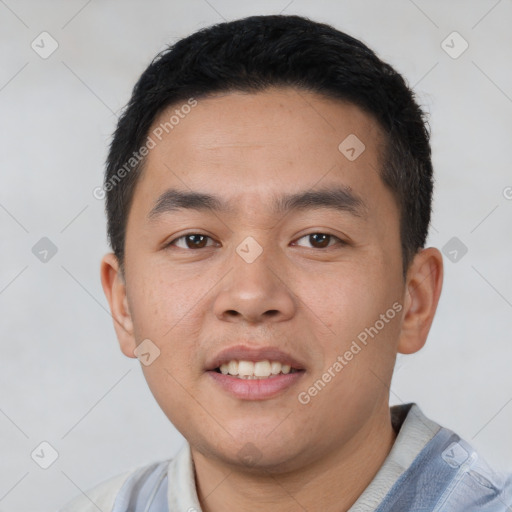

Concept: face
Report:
left=104, top=87, right=415, bottom=472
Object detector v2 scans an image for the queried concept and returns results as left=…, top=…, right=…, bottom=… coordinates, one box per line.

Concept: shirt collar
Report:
left=165, top=403, right=441, bottom=511
left=348, top=402, right=441, bottom=511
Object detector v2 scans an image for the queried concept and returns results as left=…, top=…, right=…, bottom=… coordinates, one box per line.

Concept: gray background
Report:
left=1, top=0, right=511, bottom=510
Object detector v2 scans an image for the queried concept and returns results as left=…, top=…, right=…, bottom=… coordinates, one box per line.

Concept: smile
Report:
left=215, top=359, right=300, bottom=379
left=207, top=361, right=305, bottom=400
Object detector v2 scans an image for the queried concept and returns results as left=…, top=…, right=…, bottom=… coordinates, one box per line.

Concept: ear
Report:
left=100, top=253, right=137, bottom=359
left=397, top=247, right=444, bottom=355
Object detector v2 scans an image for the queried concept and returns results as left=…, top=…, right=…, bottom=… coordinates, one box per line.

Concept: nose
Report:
left=212, top=239, right=297, bottom=325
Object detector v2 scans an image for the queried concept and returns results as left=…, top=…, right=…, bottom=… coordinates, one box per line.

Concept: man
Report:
left=61, top=14, right=512, bottom=512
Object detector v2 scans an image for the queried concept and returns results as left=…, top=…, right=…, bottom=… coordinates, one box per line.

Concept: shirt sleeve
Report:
left=58, top=469, right=134, bottom=512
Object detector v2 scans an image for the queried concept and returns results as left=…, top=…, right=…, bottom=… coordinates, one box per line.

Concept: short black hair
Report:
left=104, top=14, right=433, bottom=280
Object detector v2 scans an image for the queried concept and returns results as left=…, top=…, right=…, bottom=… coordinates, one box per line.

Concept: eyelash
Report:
left=165, top=232, right=346, bottom=250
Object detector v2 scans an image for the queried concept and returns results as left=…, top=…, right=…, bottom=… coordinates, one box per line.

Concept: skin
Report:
left=101, top=87, right=443, bottom=512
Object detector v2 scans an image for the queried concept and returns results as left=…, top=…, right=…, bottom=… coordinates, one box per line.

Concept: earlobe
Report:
left=100, top=253, right=137, bottom=359
left=397, top=247, right=444, bottom=355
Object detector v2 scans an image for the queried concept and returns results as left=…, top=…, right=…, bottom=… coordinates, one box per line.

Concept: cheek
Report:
left=303, top=258, right=402, bottom=379
left=125, top=280, right=204, bottom=408
left=140, top=361, right=205, bottom=441
left=303, top=265, right=387, bottom=336
left=128, top=264, right=200, bottom=336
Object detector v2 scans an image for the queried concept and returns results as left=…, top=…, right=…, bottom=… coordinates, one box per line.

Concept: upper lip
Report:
left=205, top=344, right=306, bottom=371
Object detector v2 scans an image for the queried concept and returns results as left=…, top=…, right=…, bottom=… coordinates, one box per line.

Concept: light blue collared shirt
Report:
left=61, top=403, right=512, bottom=511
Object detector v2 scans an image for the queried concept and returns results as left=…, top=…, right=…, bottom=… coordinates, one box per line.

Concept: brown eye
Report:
left=294, top=233, right=344, bottom=249
left=167, top=233, right=215, bottom=250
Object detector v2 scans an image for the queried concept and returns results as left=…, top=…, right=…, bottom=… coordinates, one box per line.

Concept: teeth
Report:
left=254, top=361, right=271, bottom=377
left=270, top=361, right=281, bottom=375
left=216, top=359, right=298, bottom=378
left=228, top=360, right=238, bottom=375
left=238, top=360, right=254, bottom=376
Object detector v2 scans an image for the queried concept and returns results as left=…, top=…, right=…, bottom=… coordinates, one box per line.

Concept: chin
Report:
left=199, top=435, right=306, bottom=474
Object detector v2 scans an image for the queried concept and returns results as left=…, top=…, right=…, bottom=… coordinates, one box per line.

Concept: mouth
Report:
left=204, top=346, right=306, bottom=400
left=211, top=359, right=303, bottom=379
left=204, top=345, right=306, bottom=399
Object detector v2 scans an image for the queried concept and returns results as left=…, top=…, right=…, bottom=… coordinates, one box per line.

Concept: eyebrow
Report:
left=147, top=185, right=368, bottom=222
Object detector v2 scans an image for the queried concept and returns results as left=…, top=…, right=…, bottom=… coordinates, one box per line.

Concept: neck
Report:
left=191, top=404, right=397, bottom=512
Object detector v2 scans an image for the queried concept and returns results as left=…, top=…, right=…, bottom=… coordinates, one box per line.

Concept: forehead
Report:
left=132, top=87, right=390, bottom=218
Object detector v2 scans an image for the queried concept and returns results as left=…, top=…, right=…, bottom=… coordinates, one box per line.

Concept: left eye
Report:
left=167, top=233, right=217, bottom=250
left=293, top=233, right=344, bottom=249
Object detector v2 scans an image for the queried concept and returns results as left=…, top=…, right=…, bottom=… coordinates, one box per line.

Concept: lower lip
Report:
left=206, top=370, right=305, bottom=400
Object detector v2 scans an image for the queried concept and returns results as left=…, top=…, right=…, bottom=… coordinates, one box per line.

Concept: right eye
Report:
left=165, top=233, right=218, bottom=250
